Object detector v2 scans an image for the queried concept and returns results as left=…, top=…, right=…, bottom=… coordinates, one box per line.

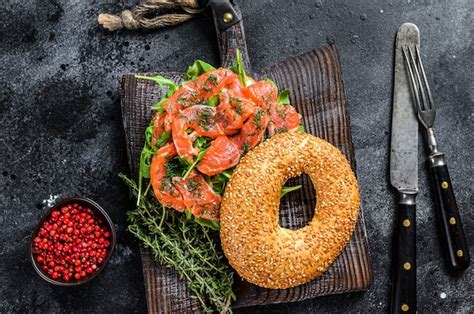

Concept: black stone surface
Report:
left=1, top=0, right=472, bottom=313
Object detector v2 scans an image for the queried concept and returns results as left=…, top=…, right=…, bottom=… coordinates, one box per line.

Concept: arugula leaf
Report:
left=277, top=89, right=290, bottom=105
left=221, top=169, right=232, bottom=179
left=208, top=94, right=219, bottom=107
left=230, top=49, right=247, bottom=86
left=183, top=209, right=220, bottom=231
left=184, top=60, right=216, bottom=81
left=155, top=131, right=170, bottom=147
left=194, top=137, right=212, bottom=150
left=164, top=157, right=188, bottom=178
left=151, top=98, right=167, bottom=112
left=135, top=75, right=177, bottom=95
left=209, top=169, right=233, bottom=195
left=298, top=114, right=305, bottom=132
left=136, top=74, right=178, bottom=115
left=280, top=185, right=302, bottom=198
left=264, top=78, right=278, bottom=90
left=185, top=209, right=193, bottom=220
left=182, top=149, right=207, bottom=180
left=195, top=218, right=220, bottom=231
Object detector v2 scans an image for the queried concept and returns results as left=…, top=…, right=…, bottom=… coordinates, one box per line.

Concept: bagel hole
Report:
left=279, top=173, right=316, bottom=230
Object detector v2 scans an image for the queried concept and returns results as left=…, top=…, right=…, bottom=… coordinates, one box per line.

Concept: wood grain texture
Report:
left=121, top=44, right=372, bottom=312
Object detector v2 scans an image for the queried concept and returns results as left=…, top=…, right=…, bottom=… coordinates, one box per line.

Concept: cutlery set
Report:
left=390, top=23, right=470, bottom=313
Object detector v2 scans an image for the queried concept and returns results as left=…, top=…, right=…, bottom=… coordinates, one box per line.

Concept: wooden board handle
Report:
left=210, top=0, right=251, bottom=70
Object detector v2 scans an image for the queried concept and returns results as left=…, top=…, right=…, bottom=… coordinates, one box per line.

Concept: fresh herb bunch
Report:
left=121, top=174, right=235, bottom=313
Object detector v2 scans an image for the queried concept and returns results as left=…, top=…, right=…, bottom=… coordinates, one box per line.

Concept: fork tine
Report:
left=408, top=46, right=428, bottom=111
left=415, top=45, right=434, bottom=110
left=402, top=46, right=423, bottom=113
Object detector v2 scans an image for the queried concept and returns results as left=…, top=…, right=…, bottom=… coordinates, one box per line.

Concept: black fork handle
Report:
left=429, top=154, right=470, bottom=271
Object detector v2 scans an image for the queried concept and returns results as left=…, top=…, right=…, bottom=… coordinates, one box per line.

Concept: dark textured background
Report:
left=1, top=0, right=472, bottom=313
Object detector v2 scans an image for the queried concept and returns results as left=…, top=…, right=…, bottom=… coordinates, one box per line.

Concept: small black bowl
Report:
left=30, top=197, right=117, bottom=286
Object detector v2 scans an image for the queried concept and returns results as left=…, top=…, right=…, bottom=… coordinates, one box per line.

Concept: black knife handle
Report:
left=391, top=200, right=416, bottom=314
left=429, top=160, right=470, bottom=271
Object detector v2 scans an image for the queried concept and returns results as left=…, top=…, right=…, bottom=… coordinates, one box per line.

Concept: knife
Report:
left=390, top=23, right=419, bottom=314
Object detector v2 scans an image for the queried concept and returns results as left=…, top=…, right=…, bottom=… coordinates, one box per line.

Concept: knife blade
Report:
left=389, top=23, right=419, bottom=314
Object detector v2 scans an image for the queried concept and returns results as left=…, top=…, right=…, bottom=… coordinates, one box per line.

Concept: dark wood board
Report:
left=121, top=44, right=372, bottom=312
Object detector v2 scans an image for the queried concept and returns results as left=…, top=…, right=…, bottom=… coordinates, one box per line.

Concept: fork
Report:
left=403, top=45, right=470, bottom=271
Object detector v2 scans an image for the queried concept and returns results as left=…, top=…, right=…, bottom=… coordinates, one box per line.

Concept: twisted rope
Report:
left=98, top=0, right=206, bottom=31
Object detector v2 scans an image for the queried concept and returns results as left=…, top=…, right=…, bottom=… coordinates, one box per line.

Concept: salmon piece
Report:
left=246, top=81, right=277, bottom=110
left=231, top=108, right=270, bottom=152
left=173, top=171, right=222, bottom=221
left=197, top=136, right=241, bottom=176
left=151, top=111, right=168, bottom=146
left=217, top=91, right=256, bottom=134
left=195, top=68, right=240, bottom=99
left=182, top=105, right=225, bottom=138
left=149, top=143, right=186, bottom=211
left=267, top=103, right=301, bottom=136
left=171, top=113, right=198, bottom=162
left=162, top=83, right=199, bottom=113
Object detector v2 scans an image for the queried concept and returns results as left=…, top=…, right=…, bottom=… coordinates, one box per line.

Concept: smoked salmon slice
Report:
left=171, top=113, right=198, bottom=162
left=217, top=92, right=256, bottom=134
left=267, top=103, right=300, bottom=136
left=182, top=105, right=225, bottom=138
left=173, top=171, right=222, bottom=221
left=246, top=81, right=277, bottom=110
left=231, top=107, right=270, bottom=152
left=149, top=143, right=186, bottom=211
left=197, top=136, right=241, bottom=176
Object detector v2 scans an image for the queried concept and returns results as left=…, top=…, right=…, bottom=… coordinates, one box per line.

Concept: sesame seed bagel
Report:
left=220, top=132, right=360, bottom=289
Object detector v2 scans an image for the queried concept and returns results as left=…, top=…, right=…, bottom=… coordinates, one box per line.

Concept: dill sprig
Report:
left=120, top=174, right=235, bottom=313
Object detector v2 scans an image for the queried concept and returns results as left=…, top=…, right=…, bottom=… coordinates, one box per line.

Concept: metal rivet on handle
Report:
left=403, top=219, right=411, bottom=227
left=441, top=181, right=449, bottom=189
left=457, top=250, right=464, bottom=257
left=449, top=217, right=456, bottom=225
left=401, top=304, right=409, bottom=312
left=403, top=262, right=411, bottom=270
left=223, top=12, right=233, bottom=23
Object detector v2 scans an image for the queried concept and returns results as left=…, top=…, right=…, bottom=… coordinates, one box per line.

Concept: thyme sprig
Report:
left=120, top=174, right=235, bottom=313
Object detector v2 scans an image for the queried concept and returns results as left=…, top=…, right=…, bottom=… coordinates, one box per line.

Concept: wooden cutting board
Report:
left=121, top=3, right=371, bottom=312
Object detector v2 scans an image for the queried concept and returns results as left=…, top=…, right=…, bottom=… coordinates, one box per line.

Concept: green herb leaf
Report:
left=208, top=94, right=219, bottom=107
left=151, top=98, right=167, bottom=112
left=277, top=89, right=290, bottom=105
left=298, top=114, right=305, bottom=132
left=264, top=78, right=278, bottom=90
left=164, top=157, right=188, bottom=178
left=155, top=131, right=170, bottom=147
left=184, top=60, right=216, bottom=81
left=185, top=209, right=193, bottom=220
left=195, top=218, right=220, bottom=231
left=221, top=169, right=232, bottom=179
left=230, top=49, right=247, bottom=86
left=135, top=75, right=177, bottom=95
left=182, top=149, right=207, bottom=180
left=280, top=185, right=302, bottom=198
left=194, top=137, right=212, bottom=150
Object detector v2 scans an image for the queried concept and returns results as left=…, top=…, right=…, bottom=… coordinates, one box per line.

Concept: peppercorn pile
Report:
left=32, top=203, right=112, bottom=282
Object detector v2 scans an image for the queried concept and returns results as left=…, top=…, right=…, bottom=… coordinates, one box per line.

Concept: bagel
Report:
left=220, top=132, right=360, bottom=289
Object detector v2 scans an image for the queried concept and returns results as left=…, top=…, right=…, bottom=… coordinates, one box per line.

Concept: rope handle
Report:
left=98, top=0, right=207, bottom=31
